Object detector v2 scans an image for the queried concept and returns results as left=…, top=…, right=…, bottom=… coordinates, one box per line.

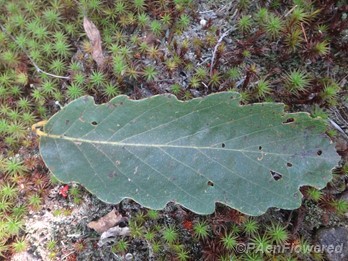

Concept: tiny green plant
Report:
left=209, top=71, right=222, bottom=88
left=137, top=13, right=150, bottom=28
left=177, top=14, right=190, bottom=31
left=72, top=73, right=85, bottom=86
left=320, top=81, right=340, bottom=105
left=171, top=84, right=182, bottom=95
left=176, top=248, right=190, bottom=261
left=289, top=6, right=310, bottom=24
left=243, top=218, right=259, bottom=236
left=161, top=13, right=172, bottom=27
left=49, top=59, right=66, bottom=75
left=250, top=233, right=272, bottom=255
left=89, top=71, right=106, bottom=87
left=193, top=220, right=210, bottom=240
left=255, top=78, right=271, bottom=98
left=162, top=225, right=178, bottom=244
left=0, top=198, right=11, bottom=213
left=144, top=230, right=156, bottom=241
left=285, top=28, right=303, bottom=51
left=255, top=8, right=269, bottom=23
left=46, top=240, right=57, bottom=251
left=194, top=67, right=208, bottom=80
left=12, top=237, right=27, bottom=253
left=311, top=106, right=328, bottom=119
left=330, top=199, right=348, bottom=216
left=133, top=0, right=146, bottom=13
left=5, top=217, right=24, bottom=236
left=152, top=241, right=161, bottom=254
left=41, top=79, right=57, bottom=96
left=266, top=222, right=288, bottom=244
left=113, top=55, right=128, bottom=76
left=265, top=13, right=283, bottom=39
left=230, top=224, right=241, bottom=235
left=150, top=20, right=162, bottom=36
left=113, top=238, right=128, bottom=253
left=238, top=15, right=252, bottom=33
left=102, top=83, right=120, bottom=98
left=283, top=69, right=311, bottom=95
left=226, top=67, right=241, bottom=81
left=69, top=61, right=82, bottom=72
left=0, top=241, right=8, bottom=259
left=142, top=65, right=157, bottom=82
left=17, top=98, right=31, bottom=111
left=221, top=232, right=238, bottom=251
left=189, top=76, right=200, bottom=89
left=69, top=186, right=81, bottom=198
left=306, top=187, right=323, bottom=202
left=0, top=72, right=13, bottom=88
left=12, top=205, right=26, bottom=218
left=238, top=0, right=250, bottom=10
left=147, top=209, right=159, bottom=220
left=66, top=84, right=85, bottom=100
left=28, top=194, right=42, bottom=210
left=298, top=237, right=312, bottom=256
left=3, top=158, right=28, bottom=176
left=129, top=220, right=145, bottom=238
left=0, top=182, right=18, bottom=200
left=314, top=41, right=329, bottom=56
left=134, top=211, right=146, bottom=224
left=43, top=8, right=61, bottom=28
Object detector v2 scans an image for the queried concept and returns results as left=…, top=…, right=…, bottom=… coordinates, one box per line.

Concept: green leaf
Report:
left=37, top=93, right=339, bottom=215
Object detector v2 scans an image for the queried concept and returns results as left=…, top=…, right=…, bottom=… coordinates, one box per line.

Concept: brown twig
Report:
left=300, top=22, right=308, bottom=43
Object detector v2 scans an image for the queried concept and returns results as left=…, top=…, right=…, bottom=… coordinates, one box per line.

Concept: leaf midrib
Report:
left=43, top=134, right=302, bottom=157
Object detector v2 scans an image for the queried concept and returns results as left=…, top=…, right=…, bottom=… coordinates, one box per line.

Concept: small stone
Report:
left=316, top=226, right=348, bottom=261
left=125, top=253, right=133, bottom=260
left=200, top=18, right=207, bottom=27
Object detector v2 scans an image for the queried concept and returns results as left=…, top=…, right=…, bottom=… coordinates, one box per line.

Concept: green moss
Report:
left=283, top=69, right=311, bottom=95
left=243, top=218, right=259, bottom=236
left=238, top=15, right=252, bottom=33
left=162, top=225, right=178, bottom=244
left=266, top=222, right=288, bottom=244
left=221, top=232, right=238, bottom=251
left=193, top=220, right=210, bottom=240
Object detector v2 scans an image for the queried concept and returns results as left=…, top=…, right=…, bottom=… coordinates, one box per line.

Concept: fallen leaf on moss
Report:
left=37, top=93, right=339, bottom=216
left=83, top=16, right=105, bottom=68
left=87, top=209, right=122, bottom=234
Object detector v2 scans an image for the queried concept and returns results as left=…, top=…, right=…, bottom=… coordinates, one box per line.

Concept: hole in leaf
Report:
left=259, top=146, right=262, bottom=150
left=91, top=121, right=98, bottom=126
left=317, top=150, right=322, bottom=156
left=179, top=71, right=187, bottom=77
left=270, top=170, right=282, bottom=181
left=283, top=118, right=295, bottom=124
left=222, top=143, right=225, bottom=148
left=207, top=181, right=214, bottom=187
left=287, top=162, right=293, bottom=167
